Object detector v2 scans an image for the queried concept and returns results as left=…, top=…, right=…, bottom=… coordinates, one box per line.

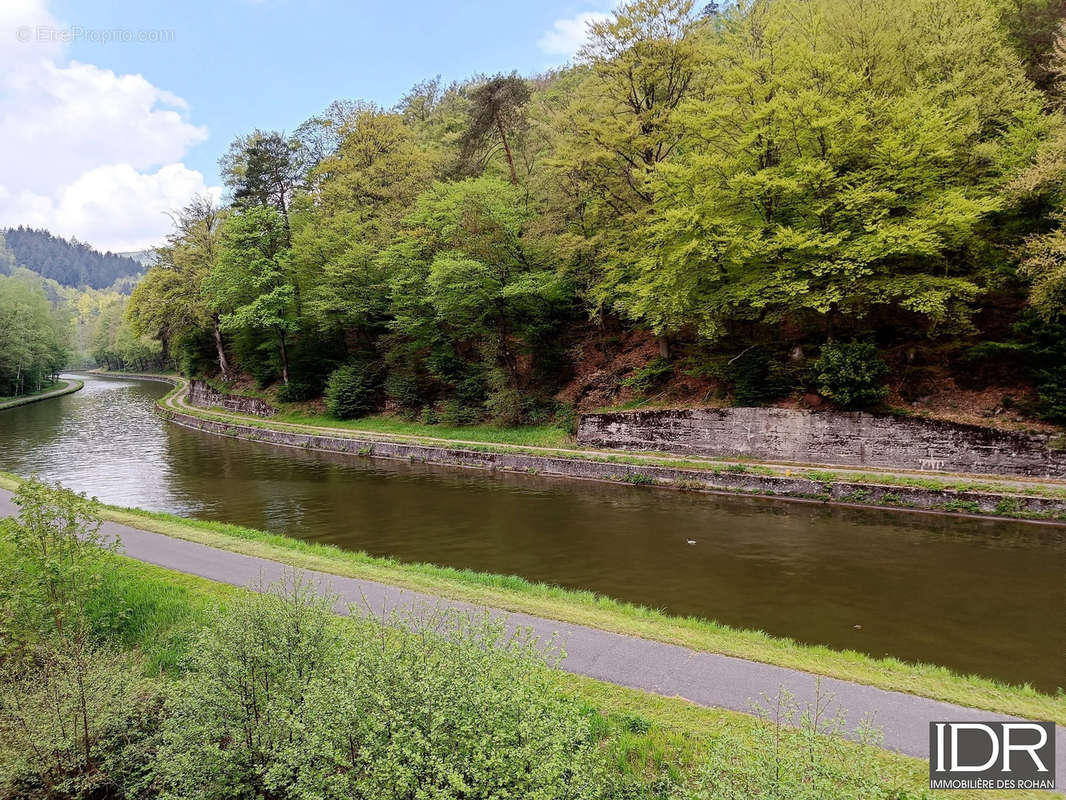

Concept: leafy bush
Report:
left=306, top=610, right=601, bottom=800
left=156, top=576, right=343, bottom=799
left=158, top=577, right=603, bottom=800
left=0, top=637, right=164, bottom=800
left=721, top=347, right=792, bottom=406
left=385, top=369, right=426, bottom=418
left=275, top=378, right=319, bottom=403
left=622, top=357, right=674, bottom=395
left=814, top=340, right=889, bottom=409
left=324, top=361, right=381, bottom=419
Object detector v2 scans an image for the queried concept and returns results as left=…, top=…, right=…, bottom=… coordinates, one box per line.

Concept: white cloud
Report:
left=2, top=165, right=223, bottom=253
left=537, top=10, right=612, bottom=60
left=0, top=0, right=220, bottom=252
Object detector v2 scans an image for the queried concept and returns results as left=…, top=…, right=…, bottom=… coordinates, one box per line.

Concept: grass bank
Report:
left=279, top=410, right=574, bottom=447
left=0, top=378, right=82, bottom=410
left=84, top=549, right=1017, bottom=799
left=161, top=377, right=1066, bottom=511
left=1, top=470, right=1060, bottom=726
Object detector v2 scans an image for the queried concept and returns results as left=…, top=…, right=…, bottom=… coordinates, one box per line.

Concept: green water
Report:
left=1, top=373, right=1062, bottom=691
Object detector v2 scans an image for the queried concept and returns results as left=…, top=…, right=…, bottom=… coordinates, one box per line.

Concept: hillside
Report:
left=2, top=226, right=143, bottom=290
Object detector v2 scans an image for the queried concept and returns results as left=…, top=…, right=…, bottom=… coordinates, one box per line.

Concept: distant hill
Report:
left=2, top=226, right=144, bottom=290
left=117, top=249, right=159, bottom=268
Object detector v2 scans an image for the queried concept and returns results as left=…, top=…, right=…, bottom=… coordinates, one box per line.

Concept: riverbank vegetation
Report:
left=0, top=479, right=966, bottom=800
left=123, top=0, right=1066, bottom=434
left=0, top=271, right=69, bottom=399
left=0, top=380, right=82, bottom=410
left=3, top=471, right=1060, bottom=725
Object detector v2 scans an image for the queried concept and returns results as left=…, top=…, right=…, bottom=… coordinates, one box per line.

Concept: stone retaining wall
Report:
left=578, top=408, right=1066, bottom=479
left=157, top=405, right=1066, bottom=519
left=188, top=379, right=277, bottom=417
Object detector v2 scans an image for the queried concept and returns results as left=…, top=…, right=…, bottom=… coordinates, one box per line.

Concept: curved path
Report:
left=0, top=488, right=1060, bottom=792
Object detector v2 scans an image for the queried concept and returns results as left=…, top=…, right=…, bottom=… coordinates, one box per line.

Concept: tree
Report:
left=0, top=272, right=69, bottom=396
left=595, top=0, right=1046, bottom=340
left=385, top=177, right=572, bottom=421
left=204, top=206, right=299, bottom=384
left=555, top=0, right=701, bottom=219
left=219, top=130, right=305, bottom=229
left=460, top=74, right=531, bottom=184
left=1016, top=21, right=1066, bottom=321
left=128, top=197, right=231, bottom=378
left=291, top=109, right=438, bottom=338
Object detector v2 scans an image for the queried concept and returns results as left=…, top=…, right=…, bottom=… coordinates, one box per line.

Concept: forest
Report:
left=2, top=228, right=144, bottom=292
left=67, top=0, right=1066, bottom=426
left=0, top=231, right=162, bottom=398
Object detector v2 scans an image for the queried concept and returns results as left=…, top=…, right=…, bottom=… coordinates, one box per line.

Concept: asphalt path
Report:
left=1, top=488, right=1061, bottom=793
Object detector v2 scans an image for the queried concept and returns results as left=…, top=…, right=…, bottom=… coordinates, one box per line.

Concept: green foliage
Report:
left=157, top=577, right=602, bottom=800
left=120, top=0, right=1066, bottom=428
left=814, top=341, right=889, bottom=409
left=0, top=480, right=113, bottom=647
left=2, top=226, right=142, bottom=290
left=0, top=272, right=70, bottom=397
left=0, top=636, right=160, bottom=799
left=676, top=685, right=900, bottom=800
left=970, top=311, right=1066, bottom=422
left=622, top=357, right=674, bottom=394
left=595, top=0, right=1043, bottom=339
left=324, top=361, right=381, bottom=419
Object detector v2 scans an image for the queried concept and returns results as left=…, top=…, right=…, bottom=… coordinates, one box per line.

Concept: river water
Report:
left=0, top=373, right=1062, bottom=691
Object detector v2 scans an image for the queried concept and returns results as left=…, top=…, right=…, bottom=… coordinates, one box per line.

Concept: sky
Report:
left=0, top=0, right=614, bottom=253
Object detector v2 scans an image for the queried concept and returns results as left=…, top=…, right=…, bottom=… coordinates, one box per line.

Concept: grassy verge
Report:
left=0, top=378, right=82, bottom=410
left=278, top=410, right=574, bottom=447
left=92, top=552, right=1023, bottom=799
left=2, top=470, right=1060, bottom=726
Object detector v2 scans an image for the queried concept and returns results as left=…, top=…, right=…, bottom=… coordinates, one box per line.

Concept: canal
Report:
left=0, top=373, right=1062, bottom=691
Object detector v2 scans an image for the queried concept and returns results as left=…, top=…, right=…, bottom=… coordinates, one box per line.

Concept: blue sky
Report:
left=0, top=0, right=612, bottom=250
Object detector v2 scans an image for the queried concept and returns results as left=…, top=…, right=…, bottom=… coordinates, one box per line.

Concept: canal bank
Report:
left=0, top=482, right=1062, bottom=797
left=0, top=377, right=83, bottom=410
left=0, top=468, right=1060, bottom=724
left=11, top=373, right=1062, bottom=700
left=154, top=374, right=1066, bottom=521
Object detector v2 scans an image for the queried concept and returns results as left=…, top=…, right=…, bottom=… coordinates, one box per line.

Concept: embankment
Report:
left=0, top=378, right=83, bottom=411
left=156, top=380, right=1066, bottom=520
left=579, top=407, right=1066, bottom=479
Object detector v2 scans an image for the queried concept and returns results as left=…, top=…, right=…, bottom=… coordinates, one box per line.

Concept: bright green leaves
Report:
left=591, top=0, right=1046, bottom=339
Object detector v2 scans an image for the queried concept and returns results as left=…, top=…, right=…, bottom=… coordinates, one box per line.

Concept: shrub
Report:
left=324, top=362, right=381, bottom=420
left=675, top=685, right=903, bottom=800
left=275, top=378, right=320, bottom=403
left=726, top=347, right=792, bottom=406
left=814, top=340, right=889, bottom=409
left=156, top=575, right=343, bottom=800
left=622, top=357, right=674, bottom=395
left=304, top=609, right=603, bottom=800
left=157, top=579, right=604, bottom=800
left=0, top=637, right=161, bottom=800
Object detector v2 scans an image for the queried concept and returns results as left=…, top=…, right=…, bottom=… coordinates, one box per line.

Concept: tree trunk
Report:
left=495, top=114, right=518, bottom=185
left=212, top=315, right=231, bottom=380
left=656, top=335, right=671, bottom=359
left=279, top=332, right=290, bottom=385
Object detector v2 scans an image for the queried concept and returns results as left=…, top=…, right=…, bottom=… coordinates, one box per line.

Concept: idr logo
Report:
left=929, top=721, right=1055, bottom=791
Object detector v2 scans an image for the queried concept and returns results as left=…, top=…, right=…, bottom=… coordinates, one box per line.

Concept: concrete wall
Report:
left=188, top=380, right=277, bottom=417
left=578, top=407, right=1066, bottom=479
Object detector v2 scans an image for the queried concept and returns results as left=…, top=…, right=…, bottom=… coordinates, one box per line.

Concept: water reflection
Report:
left=0, top=373, right=1063, bottom=691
